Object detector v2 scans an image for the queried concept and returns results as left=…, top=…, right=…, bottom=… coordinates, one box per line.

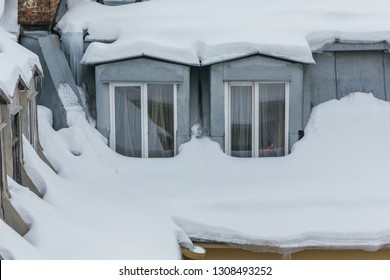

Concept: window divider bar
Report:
left=142, top=84, right=148, bottom=158
left=254, top=83, right=259, bottom=158
left=224, top=82, right=231, bottom=155
left=109, top=83, right=116, bottom=151
left=173, top=84, right=178, bottom=156
left=285, top=82, right=290, bottom=156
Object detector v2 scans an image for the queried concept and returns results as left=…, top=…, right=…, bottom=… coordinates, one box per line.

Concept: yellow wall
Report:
left=189, top=243, right=390, bottom=260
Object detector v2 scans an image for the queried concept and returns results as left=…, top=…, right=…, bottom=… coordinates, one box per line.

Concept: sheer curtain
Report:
left=147, top=84, right=174, bottom=158
left=115, top=86, right=142, bottom=157
left=258, top=83, right=285, bottom=157
left=231, top=85, right=252, bottom=157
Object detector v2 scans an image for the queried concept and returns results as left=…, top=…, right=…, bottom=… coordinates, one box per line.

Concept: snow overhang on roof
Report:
left=307, top=31, right=390, bottom=53
left=0, top=28, right=42, bottom=97
left=56, top=0, right=390, bottom=66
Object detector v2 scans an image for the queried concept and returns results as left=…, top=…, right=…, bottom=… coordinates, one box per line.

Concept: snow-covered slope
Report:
left=1, top=92, right=386, bottom=259
left=56, top=0, right=390, bottom=65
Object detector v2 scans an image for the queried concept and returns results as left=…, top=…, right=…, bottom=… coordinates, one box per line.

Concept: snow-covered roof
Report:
left=3, top=92, right=386, bottom=259
left=0, top=28, right=42, bottom=98
left=56, top=0, right=390, bottom=66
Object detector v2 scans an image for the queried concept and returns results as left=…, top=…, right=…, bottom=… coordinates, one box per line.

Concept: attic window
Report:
left=11, top=113, right=22, bottom=183
left=28, top=98, right=38, bottom=150
left=109, top=83, right=177, bottom=158
left=225, top=82, right=289, bottom=157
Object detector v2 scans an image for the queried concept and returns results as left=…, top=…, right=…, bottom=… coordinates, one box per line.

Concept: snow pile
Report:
left=56, top=0, right=390, bottom=65
left=0, top=217, right=46, bottom=259
left=6, top=107, right=183, bottom=259
left=170, top=93, right=390, bottom=251
left=0, top=28, right=42, bottom=97
left=58, top=83, right=84, bottom=112
left=2, top=92, right=390, bottom=259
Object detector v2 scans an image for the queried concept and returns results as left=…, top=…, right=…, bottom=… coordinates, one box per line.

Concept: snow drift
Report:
left=1, top=92, right=389, bottom=259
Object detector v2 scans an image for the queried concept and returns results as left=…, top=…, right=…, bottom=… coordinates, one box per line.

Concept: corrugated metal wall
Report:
left=303, top=50, right=390, bottom=125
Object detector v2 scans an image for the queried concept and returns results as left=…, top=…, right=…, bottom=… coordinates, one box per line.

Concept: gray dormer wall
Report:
left=303, top=46, right=390, bottom=125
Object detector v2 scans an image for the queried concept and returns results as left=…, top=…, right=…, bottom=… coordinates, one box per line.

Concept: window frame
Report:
left=109, top=82, right=178, bottom=158
left=224, top=81, right=289, bottom=157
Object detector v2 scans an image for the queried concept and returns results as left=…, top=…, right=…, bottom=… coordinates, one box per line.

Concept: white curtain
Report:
left=115, top=86, right=142, bottom=157
left=258, top=83, right=285, bottom=157
left=147, top=84, right=174, bottom=158
left=231, top=85, right=252, bottom=157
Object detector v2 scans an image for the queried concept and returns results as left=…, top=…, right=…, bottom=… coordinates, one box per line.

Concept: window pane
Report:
left=29, top=100, right=37, bottom=150
left=115, top=86, right=142, bottom=157
left=258, top=83, right=285, bottom=157
left=231, top=85, right=252, bottom=157
left=147, top=84, right=174, bottom=158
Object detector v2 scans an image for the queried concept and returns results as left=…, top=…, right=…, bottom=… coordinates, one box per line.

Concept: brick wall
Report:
left=18, top=0, right=61, bottom=26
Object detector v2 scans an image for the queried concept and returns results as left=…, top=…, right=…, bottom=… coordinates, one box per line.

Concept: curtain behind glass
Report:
left=115, top=86, right=142, bottom=157
left=231, top=85, right=252, bottom=157
left=147, top=84, right=174, bottom=158
left=258, top=83, right=285, bottom=157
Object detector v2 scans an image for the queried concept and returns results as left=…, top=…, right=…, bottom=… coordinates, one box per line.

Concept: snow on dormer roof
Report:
left=56, top=0, right=390, bottom=66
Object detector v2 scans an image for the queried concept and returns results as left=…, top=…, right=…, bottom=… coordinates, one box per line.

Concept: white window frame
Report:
left=225, top=81, right=289, bottom=157
left=109, top=82, right=178, bottom=158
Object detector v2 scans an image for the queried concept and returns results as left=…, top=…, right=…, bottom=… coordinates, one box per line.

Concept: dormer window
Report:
left=110, top=83, right=177, bottom=158
left=225, top=82, right=289, bottom=157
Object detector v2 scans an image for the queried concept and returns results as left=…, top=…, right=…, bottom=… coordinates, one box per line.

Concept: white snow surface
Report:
left=0, top=28, right=42, bottom=97
left=1, top=92, right=389, bottom=259
left=11, top=110, right=183, bottom=259
left=56, top=0, right=390, bottom=65
left=0, top=0, right=18, bottom=34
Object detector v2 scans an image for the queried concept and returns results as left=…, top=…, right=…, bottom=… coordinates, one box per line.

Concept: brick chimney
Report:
left=18, top=0, right=61, bottom=27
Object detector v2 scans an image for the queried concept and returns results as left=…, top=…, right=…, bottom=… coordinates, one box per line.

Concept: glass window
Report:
left=147, top=84, right=175, bottom=158
left=227, top=82, right=287, bottom=158
left=29, top=99, right=38, bottom=150
left=11, top=113, right=22, bottom=183
left=230, top=85, right=252, bottom=158
left=112, top=83, right=176, bottom=158
left=115, top=86, right=142, bottom=157
left=258, top=84, right=285, bottom=157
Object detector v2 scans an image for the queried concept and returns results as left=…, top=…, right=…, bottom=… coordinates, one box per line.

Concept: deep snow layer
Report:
left=56, top=0, right=390, bottom=65
left=0, top=28, right=42, bottom=97
left=1, top=92, right=390, bottom=259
